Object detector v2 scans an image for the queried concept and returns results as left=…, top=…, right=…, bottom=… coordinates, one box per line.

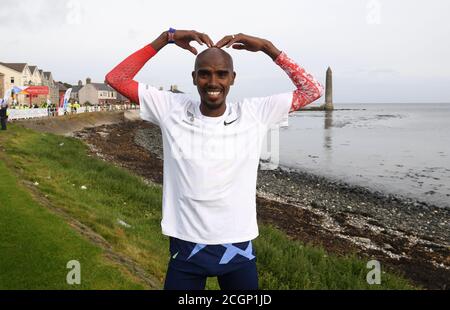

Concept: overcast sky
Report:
left=1, top=0, right=449, bottom=103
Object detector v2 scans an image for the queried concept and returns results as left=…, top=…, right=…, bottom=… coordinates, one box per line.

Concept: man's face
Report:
left=192, top=49, right=236, bottom=110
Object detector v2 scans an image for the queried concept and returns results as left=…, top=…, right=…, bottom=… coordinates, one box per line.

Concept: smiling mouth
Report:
left=205, top=90, right=222, bottom=100
left=206, top=90, right=222, bottom=96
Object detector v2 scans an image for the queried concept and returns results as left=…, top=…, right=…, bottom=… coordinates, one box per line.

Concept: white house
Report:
left=28, top=65, right=42, bottom=86
left=78, top=78, right=119, bottom=106
left=0, top=62, right=60, bottom=106
left=0, top=62, right=31, bottom=103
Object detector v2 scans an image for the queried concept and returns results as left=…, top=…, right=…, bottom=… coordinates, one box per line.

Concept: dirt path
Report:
left=26, top=179, right=161, bottom=288
left=13, top=110, right=135, bottom=136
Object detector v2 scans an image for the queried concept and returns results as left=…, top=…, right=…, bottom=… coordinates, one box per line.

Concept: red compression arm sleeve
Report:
left=274, top=52, right=324, bottom=112
left=105, top=44, right=157, bottom=104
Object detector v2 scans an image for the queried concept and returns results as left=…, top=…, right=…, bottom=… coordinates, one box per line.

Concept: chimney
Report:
left=78, top=80, right=82, bottom=86
left=86, top=77, right=91, bottom=84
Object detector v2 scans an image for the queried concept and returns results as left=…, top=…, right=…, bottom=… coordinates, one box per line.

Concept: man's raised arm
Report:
left=215, top=33, right=324, bottom=112
left=105, top=30, right=213, bottom=104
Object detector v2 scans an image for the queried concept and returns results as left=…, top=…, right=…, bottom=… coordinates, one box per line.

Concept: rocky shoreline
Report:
left=74, top=119, right=449, bottom=289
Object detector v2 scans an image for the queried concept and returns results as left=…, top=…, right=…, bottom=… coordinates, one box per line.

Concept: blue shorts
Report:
left=164, top=237, right=258, bottom=290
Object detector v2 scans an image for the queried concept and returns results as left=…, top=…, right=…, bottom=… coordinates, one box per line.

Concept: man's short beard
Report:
left=203, top=100, right=224, bottom=110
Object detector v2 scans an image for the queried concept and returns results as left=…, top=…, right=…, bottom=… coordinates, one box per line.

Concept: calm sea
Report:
left=279, top=103, right=450, bottom=208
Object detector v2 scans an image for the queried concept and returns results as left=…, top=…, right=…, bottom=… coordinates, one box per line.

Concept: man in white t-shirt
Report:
left=106, top=29, right=323, bottom=290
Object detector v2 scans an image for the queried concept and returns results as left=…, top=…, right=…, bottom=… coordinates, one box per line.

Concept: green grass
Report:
left=255, top=226, right=415, bottom=289
left=0, top=124, right=416, bottom=289
left=0, top=160, right=144, bottom=289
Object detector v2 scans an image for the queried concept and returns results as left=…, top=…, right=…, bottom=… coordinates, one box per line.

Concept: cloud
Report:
left=0, top=0, right=67, bottom=30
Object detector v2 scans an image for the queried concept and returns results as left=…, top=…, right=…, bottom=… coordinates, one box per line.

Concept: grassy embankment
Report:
left=0, top=124, right=416, bottom=289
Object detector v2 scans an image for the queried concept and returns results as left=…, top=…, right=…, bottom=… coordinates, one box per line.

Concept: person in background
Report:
left=0, top=101, right=9, bottom=130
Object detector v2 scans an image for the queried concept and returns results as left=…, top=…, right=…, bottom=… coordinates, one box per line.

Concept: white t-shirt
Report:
left=139, top=83, right=292, bottom=244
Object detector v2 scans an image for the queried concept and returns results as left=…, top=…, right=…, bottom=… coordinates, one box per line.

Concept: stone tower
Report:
left=324, top=67, right=333, bottom=111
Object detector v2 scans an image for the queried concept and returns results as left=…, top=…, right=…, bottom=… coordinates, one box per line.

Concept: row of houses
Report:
left=0, top=62, right=62, bottom=106
left=1, top=60, right=182, bottom=108
left=0, top=62, right=132, bottom=108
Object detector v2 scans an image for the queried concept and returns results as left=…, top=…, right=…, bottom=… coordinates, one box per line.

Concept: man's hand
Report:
left=215, top=33, right=281, bottom=60
left=175, top=30, right=214, bottom=55
left=152, top=30, right=213, bottom=55
left=174, top=30, right=214, bottom=55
